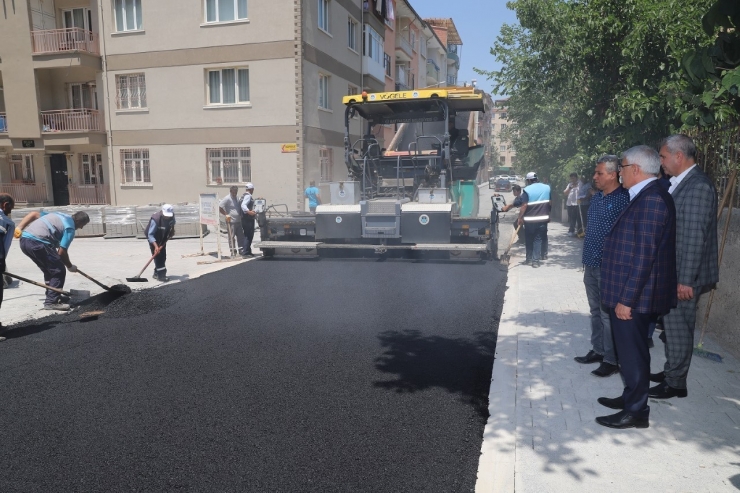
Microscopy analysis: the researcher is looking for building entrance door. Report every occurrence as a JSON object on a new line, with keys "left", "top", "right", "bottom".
{"left": 50, "top": 155, "right": 70, "bottom": 206}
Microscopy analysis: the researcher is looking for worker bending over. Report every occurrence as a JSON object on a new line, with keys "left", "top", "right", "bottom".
{"left": 0, "top": 194, "right": 15, "bottom": 333}
{"left": 16, "top": 210, "right": 90, "bottom": 311}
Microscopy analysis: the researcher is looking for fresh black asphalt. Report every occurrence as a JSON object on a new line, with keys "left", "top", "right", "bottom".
{"left": 0, "top": 257, "right": 507, "bottom": 492}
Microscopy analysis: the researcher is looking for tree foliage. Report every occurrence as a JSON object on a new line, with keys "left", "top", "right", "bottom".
{"left": 476, "top": 0, "right": 716, "bottom": 182}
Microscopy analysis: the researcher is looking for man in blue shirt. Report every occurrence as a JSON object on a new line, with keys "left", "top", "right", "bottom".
{"left": 518, "top": 172, "right": 551, "bottom": 267}
{"left": 574, "top": 155, "right": 630, "bottom": 377}
{"left": 146, "top": 204, "right": 176, "bottom": 282}
{"left": 16, "top": 210, "right": 90, "bottom": 311}
{"left": 0, "top": 194, "right": 15, "bottom": 335}
{"left": 304, "top": 181, "right": 322, "bottom": 213}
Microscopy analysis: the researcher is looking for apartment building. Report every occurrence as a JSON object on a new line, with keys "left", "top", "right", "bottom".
{"left": 425, "top": 18, "right": 461, "bottom": 87}
{"left": 492, "top": 98, "right": 516, "bottom": 169}
{"left": 0, "top": 1, "right": 455, "bottom": 210}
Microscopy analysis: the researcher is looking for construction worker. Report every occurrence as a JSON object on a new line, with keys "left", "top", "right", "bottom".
{"left": 518, "top": 172, "right": 551, "bottom": 267}
{"left": 219, "top": 185, "right": 244, "bottom": 256}
{"left": 501, "top": 184, "right": 525, "bottom": 244}
{"left": 0, "top": 194, "right": 15, "bottom": 336}
{"left": 16, "top": 210, "right": 90, "bottom": 311}
{"left": 241, "top": 183, "right": 257, "bottom": 257}
{"left": 304, "top": 181, "right": 322, "bottom": 213}
{"left": 146, "top": 204, "right": 176, "bottom": 282}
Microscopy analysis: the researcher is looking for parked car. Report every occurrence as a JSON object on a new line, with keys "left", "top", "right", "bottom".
{"left": 508, "top": 176, "right": 517, "bottom": 184}
{"left": 495, "top": 178, "right": 512, "bottom": 192}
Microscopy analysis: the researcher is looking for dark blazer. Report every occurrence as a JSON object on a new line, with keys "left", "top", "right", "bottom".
{"left": 671, "top": 166, "right": 719, "bottom": 289}
{"left": 601, "top": 180, "right": 677, "bottom": 315}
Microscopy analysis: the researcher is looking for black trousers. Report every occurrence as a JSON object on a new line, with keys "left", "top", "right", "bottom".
{"left": 20, "top": 237, "right": 66, "bottom": 305}
{"left": 524, "top": 222, "right": 547, "bottom": 261}
{"left": 610, "top": 309, "right": 653, "bottom": 419}
{"left": 567, "top": 205, "right": 581, "bottom": 233}
{"left": 242, "top": 217, "right": 255, "bottom": 254}
{"left": 149, "top": 242, "right": 167, "bottom": 275}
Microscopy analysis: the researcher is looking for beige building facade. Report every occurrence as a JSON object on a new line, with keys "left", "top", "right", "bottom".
{"left": 492, "top": 98, "right": 516, "bottom": 169}
{"left": 0, "top": 0, "right": 455, "bottom": 209}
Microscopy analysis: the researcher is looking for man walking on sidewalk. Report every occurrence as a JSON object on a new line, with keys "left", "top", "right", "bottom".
{"left": 220, "top": 186, "right": 244, "bottom": 256}
{"left": 574, "top": 156, "right": 630, "bottom": 377}
{"left": 16, "top": 210, "right": 90, "bottom": 311}
{"left": 564, "top": 173, "right": 580, "bottom": 236}
{"left": 518, "top": 172, "right": 551, "bottom": 267}
{"left": 650, "top": 135, "right": 719, "bottom": 400}
{"left": 146, "top": 204, "right": 176, "bottom": 282}
{"left": 597, "top": 145, "right": 676, "bottom": 429}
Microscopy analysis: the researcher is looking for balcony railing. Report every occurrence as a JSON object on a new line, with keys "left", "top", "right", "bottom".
{"left": 31, "top": 28, "right": 100, "bottom": 56}
{"left": 0, "top": 183, "right": 47, "bottom": 204}
{"left": 426, "top": 60, "right": 440, "bottom": 82}
{"left": 0, "top": 113, "right": 7, "bottom": 133}
{"left": 69, "top": 184, "right": 110, "bottom": 205}
{"left": 41, "top": 109, "right": 103, "bottom": 133}
{"left": 396, "top": 35, "right": 413, "bottom": 58}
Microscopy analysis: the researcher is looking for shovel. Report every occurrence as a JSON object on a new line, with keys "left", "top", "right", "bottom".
{"left": 75, "top": 268, "right": 131, "bottom": 294}
{"left": 126, "top": 251, "right": 157, "bottom": 283}
{"left": 500, "top": 224, "right": 521, "bottom": 266}
{"left": 5, "top": 272, "right": 90, "bottom": 301}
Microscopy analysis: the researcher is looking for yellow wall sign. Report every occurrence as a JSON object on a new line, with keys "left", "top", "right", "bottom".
{"left": 281, "top": 143, "right": 297, "bottom": 153}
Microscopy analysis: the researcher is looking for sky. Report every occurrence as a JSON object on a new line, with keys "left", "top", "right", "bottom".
{"left": 412, "top": 0, "right": 519, "bottom": 95}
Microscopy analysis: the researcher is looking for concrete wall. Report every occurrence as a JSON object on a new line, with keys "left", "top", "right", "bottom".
{"left": 698, "top": 212, "right": 740, "bottom": 358}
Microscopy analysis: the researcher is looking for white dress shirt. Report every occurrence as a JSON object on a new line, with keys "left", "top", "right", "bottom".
{"left": 668, "top": 164, "right": 697, "bottom": 194}
{"left": 628, "top": 177, "right": 658, "bottom": 201}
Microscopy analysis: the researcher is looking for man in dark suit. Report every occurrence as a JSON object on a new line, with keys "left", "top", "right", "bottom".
{"left": 597, "top": 145, "right": 677, "bottom": 429}
{"left": 650, "top": 135, "right": 719, "bottom": 399}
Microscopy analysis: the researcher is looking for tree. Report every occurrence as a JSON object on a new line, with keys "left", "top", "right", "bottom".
{"left": 476, "top": 0, "right": 715, "bottom": 182}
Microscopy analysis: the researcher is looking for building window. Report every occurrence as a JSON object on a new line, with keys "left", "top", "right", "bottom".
{"left": 116, "top": 73, "right": 147, "bottom": 110}
{"left": 384, "top": 53, "right": 392, "bottom": 77}
{"left": 347, "top": 85, "right": 359, "bottom": 96}
{"left": 420, "top": 37, "right": 427, "bottom": 58}
{"left": 113, "top": 0, "right": 142, "bottom": 32}
{"left": 364, "top": 25, "right": 382, "bottom": 64}
{"left": 318, "top": 0, "right": 330, "bottom": 33}
{"left": 69, "top": 83, "right": 98, "bottom": 110}
{"left": 501, "top": 123, "right": 507, "bottom": 131}
{"left": 491, "top": 123, "right": 496, "bottom": 130}
{"left": 500, "top": 145, "right": 506, "bottom": 152}
{"left": 207, "top": 148, "right": 251, "bottom": 184}
{"left": 205, "top": 0, "right": 247, "bottom": 23}
{"left": 320, "top": 147, "right": 333, "bottom": 182}
{"left": 501, "top": 112, "right": 508, "bottom": 119}
{"left": 319, "top": 74, "right": 330, "bottom": 110}
{"left": 207, "top": 68, "right": 250, "bottom": 105}
{"left": 410, "top": 30, "right": 416, "bottom": 52}
{"left": 348, "top": 17, "right": 358, "bottom": 51}
{"left": 499, "top": 156, "right": 506, "bottom": 164}
{"left": 10, "top": 155, "right": 35, "bottom": 183}
{"left": 120, "top": 148, "right": 150, "bottom": 184}
{"left": 81, "top": 153, "right": 104, "bottom": 185}
{"left": 511, "top": 156, "right": 517, "bottom": 165}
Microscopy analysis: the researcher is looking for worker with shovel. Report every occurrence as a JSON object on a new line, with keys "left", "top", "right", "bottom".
{"left": 219, "top": 186, "right": 244, "bottom": 257}
{"left": 0, "top": 194, "right": 15, "bottom": 335}
{"left": 16, "top": 210, "right": 90, "bottom": 311}
{"left": 146, "top": 204, "right": 176, "bottom": 282}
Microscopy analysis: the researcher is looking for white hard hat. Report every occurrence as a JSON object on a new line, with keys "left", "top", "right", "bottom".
{"left": 526, "top": 172, "right": 537, "bottom": 180}
{"left": 161, "top": 204, "right": 174, "bottom": 217}
{"left": 245, "top": 182, "right": 255, "bottom": 190}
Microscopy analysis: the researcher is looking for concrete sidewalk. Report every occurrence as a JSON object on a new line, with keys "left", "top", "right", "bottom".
{"left": 477, "top": 218, "right": 740, "bottom": 492}
{"left": 0, "top": 226, "right": 260, "bottom": 330}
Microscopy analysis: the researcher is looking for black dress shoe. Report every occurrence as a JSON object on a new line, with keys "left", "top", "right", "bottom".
{"left": 648, "top": 381, "right": 687, "bottom": 399}
{"left": 659, "top": 331, "right": 667, "bottom": 344}
{"left": 647, "top": 338, "right": 654, "bottom": 349}
{"left": 595, "top": 411, "right": 649, "bottom": 429}
{"left": 650, "top": 371, "right": 666, "bottom": 383}
{"left": 574, "top": 350, "right": 603, "bottom": 365}
{"left": 591, "top": 362, "right": 619, "bottom": 377}
{"left": 597, "top": 396, "right": 624, "bottom": 410}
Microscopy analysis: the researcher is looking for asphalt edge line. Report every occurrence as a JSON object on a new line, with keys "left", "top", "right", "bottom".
{"left": 475, "top": 258, "right": 519, "bottom": 493}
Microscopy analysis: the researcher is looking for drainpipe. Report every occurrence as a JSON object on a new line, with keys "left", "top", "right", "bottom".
{"left": 98, "top": 0, "right": 117, "bottom": 206}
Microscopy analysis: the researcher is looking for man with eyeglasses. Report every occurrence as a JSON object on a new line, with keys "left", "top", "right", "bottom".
{"left": 650, "top": 135, "right": 718, "bottom": 400}
{"left": 596, "top": 145, "right": 677, "bottom": 429}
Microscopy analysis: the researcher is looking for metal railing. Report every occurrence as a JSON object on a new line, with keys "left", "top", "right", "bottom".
{"left": 426, "top": 61, "right": 440, "bottom": 82}
{"left": 0, "top": 183, "right": 47, "bottom": 204}
{"left": 0, "top": 113, "right": 7, "bottom": 132}
{"left": 31, "top": 28, "right": 100, "bottom": 56}
{"left": 41, "top": 109, "right": 103, "bottom": 132}
{"left": 396, "top": 35, "right": 413, "bottom": 58}
{"left": 69, "top": 184, "right": 110, "bottom": 205}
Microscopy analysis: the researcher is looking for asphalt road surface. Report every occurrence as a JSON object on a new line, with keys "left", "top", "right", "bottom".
{"left": 1, "top": 257, "right": 506, "bottom": 492}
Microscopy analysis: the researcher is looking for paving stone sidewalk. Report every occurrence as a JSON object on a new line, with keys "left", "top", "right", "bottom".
{"left": 477, "top": 218, "right": 740, "bottom": 493}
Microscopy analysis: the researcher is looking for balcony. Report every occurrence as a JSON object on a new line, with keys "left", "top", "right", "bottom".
{"left": 363, "top": 55, "right": 386, "bottom": 86}
{"left": 69, "top": 184, "right": 110, "bottom": 205}
{"left": 41, "top": 109, "right": 103, "bottom": 133}
{"left": 0, "top": 113, "right": 7, "bottom": 133}
{"left": 32, "top": 28, "right": 100, "bottom": 56}
{"left": 0, "top": 183, "right": 47, "bottom": 204}
{"left": 395, "top": 65, "right": 409, "bottom": 91}
{"left": 447, "top": 51, "right": 460, "bottom": 68}
{"left": 396, "top": 35, "right": 413, "bottom": 61}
